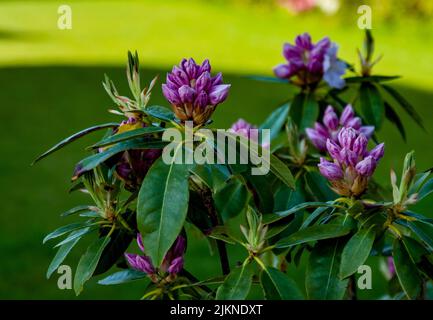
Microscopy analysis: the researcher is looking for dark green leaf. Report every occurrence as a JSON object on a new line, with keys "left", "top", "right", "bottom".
{"left": 275, "top": 223, "right": 352, "bottom": 248}
{"left": 405, "top": 221, "right": 433, "bottom": 251}
{"left": 306, "top": 239, "right": 349, "bottom": 300}
{"left": 345, "top": 75, "right": 400, "bottom": 83}
{"left": 74, "top": 236, "right": 111, "bottom": 295}
{"left": 90, "top": 126, "right": 165, "bottom": 149}
{"left": 98, "top": 269, "right": 147, "bottom": 285}
{"left": 43, "top": 222, "right": 92, "bottom": 244}
{"left": 46, "top": 230, "right": 82, "bottom": 279}
{"left": 340, "top": 226, "right": 376, "bottom": 278}
{"left": 259, "top": 103, "right": 290, "bottom": 141}
{"left": 248, "top": 75, "right": 289, "bottom": 84}
{"left": 214, "top": 179, "right": 249, "bottom": 221}
{"left": 32, "top": 123, "right": 118, "bottom": 164}
{"left": 384, "top": 101, "right": 406, "bottom": 141}
{"left": 216, "top": 264, "right": 253, "bottom": 300}
{"left": 360, "top": 82, "right": 384, "bottom": 129}
{"left": 382, "top": 84, "right": 424, "bottom": 130}
{"left": 290, "top": 93, "right": 319, "bottom": 131}
{"left": 260, "top": 267, "right": 303, "bottom": 300}
{"left": 137, "top": 152, "right": 190, "bottom": 266}
{"left": 54, "top": 226, "right": 94, "bottom": 248}
{"left": 61, "top": 205, "right": 97, "bottom": 217}
{"left": 263, "top": 202, "right": 333, "bottom": 224}
{"left": 417, "top": 178, "right": 433, "bottom": 202}
{"left": 393, "top": 239, "right": 422, "bottom": 299}
{"left": 144, "top": 105, "right": 175, "bottom": 122}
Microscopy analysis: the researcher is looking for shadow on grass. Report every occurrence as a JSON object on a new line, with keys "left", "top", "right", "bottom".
{"left": 0, "top": 65, "right": 432, "bottom": 299}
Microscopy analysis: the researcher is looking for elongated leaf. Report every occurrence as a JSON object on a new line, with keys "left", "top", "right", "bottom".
{"left": 382, "top": 84, "right": 424, "bottom": 129}
{"left": 269, "top": 155, "right": 295, "bottom": 189}
{"left": 248, "top": 75, "right": 289, "bottom": 84}
{"left": 417, "top": 178, "right": 433, "bottom": 202}
{"left": 61, "top": 205, "right": 97, "bottom": 217}
{"left": 360, "top": 82, "right": 384, "bottom": 129}
{"left": 137, "top": 150, "right": 190, "bottom": 266}
{"left": 384, "top": 101, "right": 406, "bottom": 141}
{"left": 340, "top": 226, "right": 376, "bottom": 278}
{"left": 263, "top": 202, "right": 333, "bottom": 224}
{"left": 306, "top": 239, "right": 349, "bottom": 300}
{"left": 393, "top": 239, "right": 421, "bottom": 299}
{"left": 98, "top": 269, "right": 147, "bottom": 285}
{"left": 405, "top": 221, "right": 433, "bottom": 251}
{"left": 259, "top": 103, "right": 290, "bottom": 140}
{"left": 290, "top": 93, "right": 319, "bottom": 131}
{"left": 345, "top": 75, "right": 400, "bottom": 83}
{"left": 260, "top": 267, "right": 303, "bottom": 300}
{"left": 275, "top": 223, "right": 352, "bottom": 248}
{"left": 32, "top": 123, "right": 118, "bottom": 164}
{"left": 73, "top": 139, "right": 166, "bottom": 179}
{"left": 43, "top": 222, "right": 92, "bottom": 244}
{"left": 214, "top": 179, "right": 249, "bottom": 221}
{"left": 46, "top": 230, "right": 83, "bottom": 279}
{"left": 144, "top": 105, "right": 175, "bottom": 122}
{"left": 90, "top": 126, "right": 165, "bottom": 149}
{"left": 74, "top": 236, "right": 111, "bottom": 295}
{"left": 216, "top": 264, "right": 253, "bottom": 300}
{"left": 54, "top": 226, "right": 94, "bottom": 248}
{"left": 303, "top": 171, "right": 337, "bottom": 201}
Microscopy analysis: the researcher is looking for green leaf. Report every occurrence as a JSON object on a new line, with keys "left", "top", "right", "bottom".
{"left": 275, "top": 223, "right": 352, "bottom": 248}
{"left": 259, "top": 103, "right": 290, "bottom": 141}
{"left": 98, "top": 269, "right": 147, "bottom": 285}
{"left": 248, "top": 75, "right": 289, "bottom": 84}
{"left": 405, "top": 221, "right": 433, "bottom": 251}
{"left": 360, "top": 82, "right": 384, "bottom": 129}
{"left": 144, "top": 105, "right": 175, "bottom": 122}
{"left": 90, "top": 126, "right": 165, "bottom": 149}
{"left": 303, "top": 171, "right": 337, "bottom": 201}
{"left": 340, "top": 226, "right": 376, "bottom": 278}
{"left": 263, "top": 202, "right": 334, "bottom": 224}
{"left": 384, "top": 101, "right": 406, "bottom": 141}
{"left": 290, "top": 93, "right": 319, "bottom": 131}
{"left": 54, "top": 226, "right": 94, "bottom": 248}
{"left": 32, "top": 123, "right": 119, "bottom": 164}
{"left": 46, "top": 230, "right": 82, "bottom": 279}
{"left": 43, "top": 222, "right": 92, "bottom": 244}
{"left": 216, "top": 264, "right": 253, "bottom": 300}
{"left": 345, "top": 75, "right": 400, "bottom": 83}
{"left": 306, "top": 239, "right": 349, "bottom": 300}
{"left": 137, "top": 150, "right": 190, "bottom": 266}
{"left": 269, "top": 155, "right": 295, "bottom": 189}
{"left": 214, "top": 179, "right": 249, "bottom": 221}
{"left": 417, "top": 178, "right": 433, "bottom": 202}
{"left": 382, "top": 84, "right": 424, "bottom": 130}
{"left": 60, "top": 205, "right": 97, "bottom": 217}
{"left": 73, "top": 138, "right": 166, "bottom": 179}
{"left": 74, "top": 236, "right": 111, "bottom": 295}
{"left": 393, "top": 239, "right": 422, "bottom": 299}
{"left": 260, "top": 267, "right": 303, "bottom": 300}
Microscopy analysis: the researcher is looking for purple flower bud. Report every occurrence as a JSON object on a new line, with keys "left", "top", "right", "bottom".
{"left": 211, "top": 72, "right": 223, "bottom": 86}
{"left": 323, "top": 106, "right": 339, "bottom": 130}
{"left": 338, "top": 127, "right": 357, "bottom": 149}
{"left": 178, "top": 85, "right": 196, "bottom": 104}
{"left": 318, "top": 158, "right": 343, "bottom": 181}
{"left": 340, "top": 105, "right": 355, "bottom": 126}
{"left": 388, "top": 257, "right": 396, "bottom": 278}
{"left": 137, "top": 233, "right": 145, "bottom": 252}
{"left": 326, "top": 139, "right": 341, "bottom": 162}
{"left": 353, "top": 134, "right": 368, "bottom": 156}
{"left": 229, "top": 119, "right": 258, "bottom": 141}
{"left": 162, "top": 84, "right": 181, "bottom": 105}
{"left": 183, "top": 58, "right": 198, "bottom": 79}
{"left": 198, "top": 59, "right": 211, "bottom": 74}
{"left": 273, "top": 64, "right": 292, "bottom": 78}
{"left": 171, "top": 236, "right": 186, "bottom": 258}
{"left": 125, "top": 253, "right": 155, "bottom": 275}
{"left": 306, "top": 127, "right": 327, "bottom": 151}
{"left": 370, "top": 143, "right": 385, "bottom": 161}
{"left": 360, "top": 126, "right": 375, "bottom": 138}
{"left": 172, "top": 66, "right": 190, "bottom": 85}
{"left": 340, "top": 147, "right": 359, "bottom": 167}
{"left": 209, "top": 84, "right": 231, "bottom": 105}
{"left": 168, "top": 257, "right": 184, "bottom": 274}
{"left": 195, "top": 71, "right": 211, "bottom": 92}
{"left": 355, "top": 156, "right": 377, "bottom": 177}
{"left": 194, "top": 90, "right": 208, "bottom": 109}
{"left": 346, "top": 117, "right": 362, "bottom": 130}
{"left": 295, "top": 33, "right": 313, "bottom": 50}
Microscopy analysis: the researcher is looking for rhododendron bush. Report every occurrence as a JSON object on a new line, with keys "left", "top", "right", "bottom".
{"left": 34, "top": 31, "right": 433, "bottom": 300}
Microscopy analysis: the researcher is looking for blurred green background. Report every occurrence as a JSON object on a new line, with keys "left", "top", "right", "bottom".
{"left": 1, "top": 0, "right": 433, "bottom": 299}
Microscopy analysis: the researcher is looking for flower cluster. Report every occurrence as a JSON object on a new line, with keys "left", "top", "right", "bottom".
{"left": 274, "top": 33, "right": 346, "bottom": 89}
{"left": 317, "top": 126, "right": 384, "bottom": 196}
{"left": 125, "top": 234, "right": 186, "bottom": 282}
{"left": 306, "top": 105, "right": 374, "bottom": 151}
{"left": 162, "top": 58, "right": 231, "bottom": 125}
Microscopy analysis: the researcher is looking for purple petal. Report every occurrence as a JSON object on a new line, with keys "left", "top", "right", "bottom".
{"left": 195, "top": 71, "right": 211, "bottom": 92}
{"left": 209, "top": 84, "right": 230, "bottom": 105}
{"left": 323, "top": 106, "right": 339, "bottom": 130}
{"left": 318, "top": 158, "right": 343, "bottom": 181}
{"left": 211, "top": 72, "right": 223, "bottom": 86}
{"left": 306, "top": 128, "right": 327, "bottom": 151}
{"left": 326, "top": 139, "right": 342, "bottom": 162}
{"left": 295, "top": 33, "right": 313, "bottom": 50}
{"left": 194, "top": 90, "right": 208, "bottom": 108}
{"left": 338, "top": 127, "right": 357, "bottom": 149}
{"left": 199, "top": 59, "right": 211, "bottom": 74}
{"left": 168, "top": 257, "right": 184, "bottom": 274}
{"left": 369, "top": 143, "right": 385, "bottom": 161}
{"left": 355, "top": 156, "right": 377, "bottom": 177}
{"left": 137, "top": 233, "right": 145, "bottom": 252}
{"left": 172, "top": 66, "right": 190, "bottom": 85}
{"left": 162, "top": 84, "right": 181, "bottom": 105}
{"left": 346, "top": 117, "right": 362, "bottom": 130}
{"left": 353, "top": 134, "right": 368, "bottom": 156}
{"left": 274, "top": 64, "right": 292, "bottom": 79}
{"left": 360, "top": 126, "right": 375, "bottom": 138}
{"left": 178, "top": 85, "right": 196, "bottom": 104}
{"left": 340, "top": 105, "right": 355, "bottom": 126}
